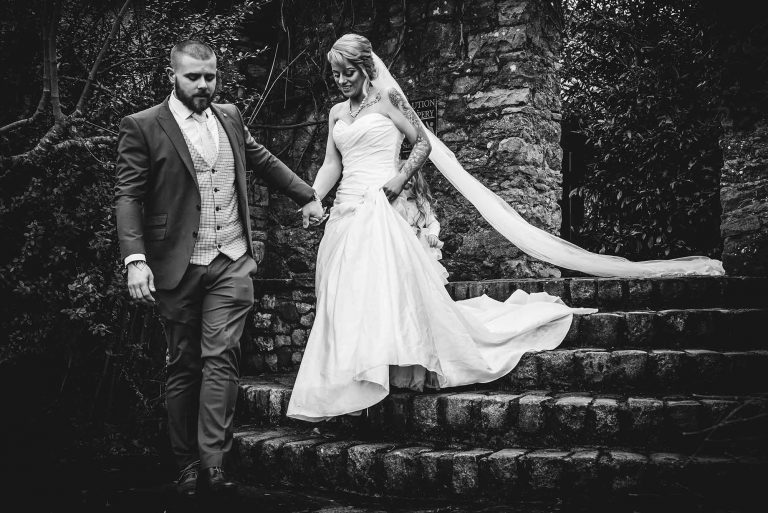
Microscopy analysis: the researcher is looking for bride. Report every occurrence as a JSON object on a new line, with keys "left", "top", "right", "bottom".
{"left": 285, "top": 34, "right": 723, "bottom": 422}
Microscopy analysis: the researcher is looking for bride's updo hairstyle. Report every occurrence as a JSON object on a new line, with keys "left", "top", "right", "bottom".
{"left": 327, "top": 33, "right": 378, "bottom": 80}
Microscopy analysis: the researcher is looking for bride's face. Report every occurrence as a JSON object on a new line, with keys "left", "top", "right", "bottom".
{"left": 331, "top": 59, "right": 366, "bottom": 99}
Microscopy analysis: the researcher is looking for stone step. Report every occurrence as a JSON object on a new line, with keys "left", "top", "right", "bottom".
{"left": 238, "top": 379, "right": 767, "bottom": 455}
{"left": 231, "top": 426, "right": 766, "bottom": 501}
{"left": 563, "top": 308, "right": 765, "bottom": 350}
{"left": 239, "top": 348, "right": 768, "bottom": 424}
{"left": 446, "top": 276, "right": 768, "bottom": 311}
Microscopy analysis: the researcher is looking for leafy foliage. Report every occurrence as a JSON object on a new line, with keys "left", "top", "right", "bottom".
{"left": 561, "top": 0, "right": 722, "bottom": 259}
{"left": 0, "top": 0, "right": 258, "bottom": 455}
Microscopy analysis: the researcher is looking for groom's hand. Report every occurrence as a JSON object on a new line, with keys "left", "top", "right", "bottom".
{"left": 301, "top": 200, "right": 324, "bottom": 228}
{"left": 126, "top": 261, "right": 156, "bottom": 305}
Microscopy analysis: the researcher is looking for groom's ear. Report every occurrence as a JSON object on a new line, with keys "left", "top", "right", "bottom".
{"left": 166, "top": 67, "right": 175, "bottom": 84}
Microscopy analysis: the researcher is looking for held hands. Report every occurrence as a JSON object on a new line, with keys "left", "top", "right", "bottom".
{"left": 382, "top": 174, "right": 409, "bottom": 203}
{"left": 126, "top": 261, "right": 155, "bottom": 305}
{"left": 301, "top": 200, "right": 325, "bottom": 228}
{"left": 426, "top": 234, "right": 440, "bottom": 248}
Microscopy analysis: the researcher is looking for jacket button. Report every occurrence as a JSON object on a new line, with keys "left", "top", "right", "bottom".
{"left": 192, "top": 231, "right": 198, "bottom": 238}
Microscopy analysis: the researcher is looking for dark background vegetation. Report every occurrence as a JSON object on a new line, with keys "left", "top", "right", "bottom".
{"left": 0, "top": 0, "right": 765, "bottom": 496}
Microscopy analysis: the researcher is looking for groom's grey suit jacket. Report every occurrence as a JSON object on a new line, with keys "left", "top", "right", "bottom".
{"left": 115, "top": 98, "right": 314, "bottom": 290}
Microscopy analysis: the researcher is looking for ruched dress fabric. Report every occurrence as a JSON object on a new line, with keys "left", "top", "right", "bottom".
{"left": 286, "top": 113, "right": 596, "bottom": 422}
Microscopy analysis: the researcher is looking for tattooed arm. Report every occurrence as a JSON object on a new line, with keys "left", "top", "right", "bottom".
{"left": 382, "top": 87, "right": 432, "bottom": 202}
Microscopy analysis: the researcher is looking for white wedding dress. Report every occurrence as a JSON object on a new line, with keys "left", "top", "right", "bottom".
{"left": 286, "top": 113, "right": 595, "bottom": 422}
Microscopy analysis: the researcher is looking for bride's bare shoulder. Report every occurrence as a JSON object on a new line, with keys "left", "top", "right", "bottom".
{"left": 329, "top": 102, "right": 347, "bottom": 121}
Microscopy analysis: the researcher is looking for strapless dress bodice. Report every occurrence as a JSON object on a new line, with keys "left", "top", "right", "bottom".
{"left": 332, "top": 113, "right": 403, "bottom": 204}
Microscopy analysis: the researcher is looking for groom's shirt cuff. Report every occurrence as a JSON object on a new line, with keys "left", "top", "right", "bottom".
{"left": 124, "top": 253, "right": 146, "bottom": 267}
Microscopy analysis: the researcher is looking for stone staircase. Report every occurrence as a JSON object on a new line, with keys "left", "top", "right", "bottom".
{"left": 232, "top": 276, "right": 768, "bottom": 505}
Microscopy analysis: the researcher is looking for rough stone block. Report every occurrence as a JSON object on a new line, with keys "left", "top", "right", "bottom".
{"left": 418, "top": 450, "right": 455, "bottom": 494}
{"left": 569, "top": 279, "right": 596, "bottom": 306}
{"left": 624, "top": 397, "right": 664, "bottom": 444}
{"left": 280, "top": 438, "right": 323, "bottom": 483}
{"left": 608, "top": 350, "right": 648, "bottom": 389}
{"left": 260, "top": 435, "right": 309, "bottom": 478}
{"left": 232, "top": 430, "right": 285, "bottom": 471}
{"left": 657, "top": 279, "right": 687, "bottom": 308}
{"left": 580, "top": 313, "right": 625, "bottom": 348}
{"left": 551, "top": 395, "right": 591, "bottom": 439}
{"left": 591, "top": 397, "right": 620, "bottom": 440}
{"left": 565, "top": 450, "right": 601, "bottom": 495}
{"left": 537, "top": 350, "right": 576, "bottom": 389}
{"left": 506, "top": 352, "right": 539, "bottom": 389}
{"left": 596, "top": 279, "right": 624, "bottom": 308}
{"left": 523, "top": 450, "right": 569, "bottom": 493}
{"left": 542, "top": 279, "right": 567, "bottom": 299}
{"left": 346, "top": 443, "right": 395, "bottom": 493}
{"left": 412, "top": 394, "right": 445, "bottom": 434}
{"left": 665, "top": 400, "right": 702, "bottom": 434}
{"left": 626, "top": 279, "right": 653, "bottom": 308}
{"left": 479, "top": 449, "right": 527, "bottom": 496}
{"left": 480, "top": 393, "right": 519, "bottom": 432}
{"left": 384, "top": 393, "right": 413, "bottom": 433}
{"left": 316, "top": 441, "right": 359, "bottom": 488}
{"left": 624, "top": 311, "right": 657, "bottom": 347}
{"left": 648, "top": 350, "right": 686, "bottom": 391}
{"left": 452, "top": 449, "right": 494, "bottom": 495}
{"left": 382, "top": 446, "right": 431, "bottom": 494}
{"left": 602, "top": 451, "right": 649, "bottom": 493}
{"left": 517, "top": 394, "right": 550, "bottom": 434}
{"left": 562, "top": 314, "right": 581, "bottom": 346}
{"left": 684, "top": 349, "right": 726, "bottom": 392}
{"left": 444, "top": 393, "right": 485, "bottom": 432}
{"left": 576, "top": 350, "right": 611, "bottom": 388}
{"left": 649, "top": 452, "right": 688, "bottom": 493}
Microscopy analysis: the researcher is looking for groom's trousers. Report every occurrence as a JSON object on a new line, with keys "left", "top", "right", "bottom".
{"left": 155, "top": 253, "right": 257, "bottom": 470}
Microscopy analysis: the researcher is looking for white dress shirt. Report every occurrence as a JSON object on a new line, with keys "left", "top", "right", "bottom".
{"left": 124, "top": 92, "right": 220, "bottom": 266}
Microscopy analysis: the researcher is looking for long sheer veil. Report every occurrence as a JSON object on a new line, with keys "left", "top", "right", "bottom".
{"left": 370, "top": 52, "right": 724, "bottom": 278}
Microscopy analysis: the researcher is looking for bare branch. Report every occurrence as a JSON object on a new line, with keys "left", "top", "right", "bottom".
{"left": 248, "top": 119, "right": 326, "bottom": 130}
{"left": 48, "top": 0, "right": 64, "bottom": 121}
{"left": 73, "top": 0, "right": 133, "bottom": 116}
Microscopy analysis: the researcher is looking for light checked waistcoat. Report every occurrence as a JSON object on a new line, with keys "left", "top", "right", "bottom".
{"left": 181, "top": 116, "right": 248, "bottom": 265}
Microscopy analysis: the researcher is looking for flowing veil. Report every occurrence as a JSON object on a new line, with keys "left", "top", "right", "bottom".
{"left": 370, "top": 52, "right": 724, "bottom": 278}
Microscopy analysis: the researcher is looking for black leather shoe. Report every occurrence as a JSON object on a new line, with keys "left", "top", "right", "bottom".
{"left": 175, "top": 461, "right": 199, "bottom": 497}
{"left": 201, "top": 466, "right": 237, "bottom": 493}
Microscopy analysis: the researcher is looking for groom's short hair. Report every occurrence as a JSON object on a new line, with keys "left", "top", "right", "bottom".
{"left": 170, "top": 40, "right": 216, "bottom": 69}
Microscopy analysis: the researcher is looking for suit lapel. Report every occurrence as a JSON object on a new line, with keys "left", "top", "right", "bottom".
{"left": 211, "top": 104, "right": 245, "bottom": 173}
{"left": 156, "top": 99, "right": 198, "bottom": 186}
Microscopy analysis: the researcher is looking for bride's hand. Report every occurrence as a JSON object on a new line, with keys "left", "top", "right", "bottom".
{"left": 382, "top": 174, "right": 408, "bottom": 202}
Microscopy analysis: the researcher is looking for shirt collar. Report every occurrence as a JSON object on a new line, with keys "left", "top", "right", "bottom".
{"left": 169, "top": 91, "right": 212, "bottom": 121}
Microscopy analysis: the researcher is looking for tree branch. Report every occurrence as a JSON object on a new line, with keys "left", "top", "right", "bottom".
{"left": 73, "top": 0, "right": 133, "bottom": 116}
{"left": 48, "top": 0, "right": 63, "bottom": 121}
{"left": 248, "top": 119, "right": 326, "bottom": 130}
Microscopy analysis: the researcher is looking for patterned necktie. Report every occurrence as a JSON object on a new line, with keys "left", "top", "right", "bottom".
{"left": 191, "top": 112, "right": 217, "bottom": 166}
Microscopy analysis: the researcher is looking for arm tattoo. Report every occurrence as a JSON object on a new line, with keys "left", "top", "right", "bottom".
{"left": 389, "top": 89, "right": 432, "bottom": 181}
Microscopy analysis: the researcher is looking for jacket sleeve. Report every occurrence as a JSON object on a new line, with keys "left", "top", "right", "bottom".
{"left": 115, "top": 115, "right": 149, "bottom": 260}
{"left": 235, "top": 106, "right": 315, "bottom": 206}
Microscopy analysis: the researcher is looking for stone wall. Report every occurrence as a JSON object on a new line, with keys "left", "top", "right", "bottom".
{"left": 241, "top": 279, "right": 316, "bottom": 375}
{"left": 244, "top": 0, "right": 565, "bottom": 282}
{"left": 719, "top": 121, "right": 768, "bottom": 276}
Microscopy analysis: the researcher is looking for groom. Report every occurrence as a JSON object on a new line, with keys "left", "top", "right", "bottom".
{"left": 115, "top": 40, "right": 322, "bottom": 496}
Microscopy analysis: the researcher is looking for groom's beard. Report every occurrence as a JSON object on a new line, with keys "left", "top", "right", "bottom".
{"left": 175, "top": 80, "right": 214, "bottom": 114}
